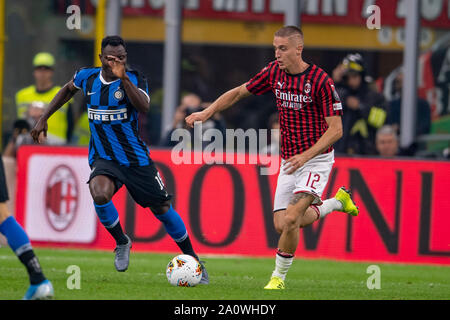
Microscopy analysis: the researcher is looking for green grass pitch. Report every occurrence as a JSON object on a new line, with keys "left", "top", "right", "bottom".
{"left": 0, "top": 247, "right": 449, "bottom": 300}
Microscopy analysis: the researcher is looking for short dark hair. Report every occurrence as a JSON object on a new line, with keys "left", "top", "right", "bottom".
{"left": 13, "top": 119, "right": 30, "bottom": 131}
{"left": 274, "top": 26, "right": 303, "bottom": 39}
{"left": 101, "top": 35, "right": 126, "bottom": 52}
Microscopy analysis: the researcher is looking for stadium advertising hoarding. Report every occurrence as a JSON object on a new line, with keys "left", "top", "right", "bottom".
{"left": 18, "top": 151, "right": 97, "bottom": 243}
{"left": 57, "top": 0, "right": 450, "bottom": 28}
{"left": 58, "top": 0, "right": 444, "bottom": 49}
{"left": 16, "top": 146, "right": 450, "bottom": 265}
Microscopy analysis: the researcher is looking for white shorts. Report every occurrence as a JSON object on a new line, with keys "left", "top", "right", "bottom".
{"left": 273, "top": 150, "right": 335, "bottom": 211}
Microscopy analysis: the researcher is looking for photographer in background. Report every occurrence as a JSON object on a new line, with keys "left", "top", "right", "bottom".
{"left": 334, "top": 54, "right": 388, "bottom": 155}
{"left": 162, "top": 93, "right": 226, "bottom": 148}
{"left": 161, "top": 93, "right": 202, "bottom": 147}
{"left": 3, "top": 120, "right": 33, "bottom": 158}
{"left": 386, "top": 71, "right": 431, "bottom": 155}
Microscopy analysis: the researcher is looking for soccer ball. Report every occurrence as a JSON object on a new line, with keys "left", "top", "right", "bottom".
{"left": 166, "top": 254, "right": 202, "bottom": 287}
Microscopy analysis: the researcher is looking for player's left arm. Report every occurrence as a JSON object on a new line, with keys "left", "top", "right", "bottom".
{"left": 283, "top": 116, "right": 342, "bottom": 174}
{"left": 107, "top": 55, "right": 150, "bottom": 113}
{"left": 121, "top": 75, "right": 150, "bottom": 113}
{"left": 30, "top": 80, "right": 79, "bottom": 144}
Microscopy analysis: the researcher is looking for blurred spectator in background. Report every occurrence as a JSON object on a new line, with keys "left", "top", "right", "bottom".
{"left": 443, "top": 147, "right": 450, "bottom": 159}
{"left": 15, "top": 52, "right": 73, "bottom": 145}
{"left": 26, "top": 101, "right": 46, "bottom": 128}
{"left": 334, "top": 53, "right": 388, "bottom": 155}
{"left": 261, "top": 113, "right": 280, "bottom": 155}
{"left": 386, "top": 70, "right": 431, "bottom": 138}
{"left": 174, "top": 93, "right": 203, "bottom": 130}
{"left": 162, "top": 93, "right": 203, "bottom": 147}
{"left": 376, "top": 125, "right": 401, "bottom": 157}
{"left": 381, "top": 66, "right": 403, "bottom": 103}
{"left": 162, "top": 93, "right": 226, "bottom": 148}
{"left": 3, "top": 120, "right": 33, "bottom": 158}
{"left": 332, "top": 60, "right": 347, "bottom": 86}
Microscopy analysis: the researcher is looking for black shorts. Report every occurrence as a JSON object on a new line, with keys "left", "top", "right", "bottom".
{"left": 0, "top": 158, "right": 9, "bottom": 203}
{"left": 87, "top": 159, "right": 172, "bottom": 208}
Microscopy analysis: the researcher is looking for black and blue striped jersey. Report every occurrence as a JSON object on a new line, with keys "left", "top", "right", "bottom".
{"left": 73, "top": 67, "right": 151, "bottom": 167}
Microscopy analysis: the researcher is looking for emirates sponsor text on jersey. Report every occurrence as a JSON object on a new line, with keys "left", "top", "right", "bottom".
{"left": 275, "top": 89, "right": 313, "bottom": 110}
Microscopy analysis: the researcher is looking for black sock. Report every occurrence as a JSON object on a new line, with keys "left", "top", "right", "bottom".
{"left": 175, "top": 236, "right": 199, "bottom": 261}
{"left": 107, "top": 222, "right": 129, "bottom": 245}
{"left": 18, "top": 250, "right": 46, "bottom": 285}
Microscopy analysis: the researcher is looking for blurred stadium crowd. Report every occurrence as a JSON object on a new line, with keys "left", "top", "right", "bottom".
{"left": 4, "top": 50, "right": 446, "bottom": 160}
{"left": 1, "top": 0, "right": 449, "bottom": 161}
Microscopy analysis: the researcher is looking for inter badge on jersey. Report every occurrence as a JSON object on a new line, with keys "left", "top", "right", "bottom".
{"left": 114, "top": 88, "right": 124, "bottom": 101}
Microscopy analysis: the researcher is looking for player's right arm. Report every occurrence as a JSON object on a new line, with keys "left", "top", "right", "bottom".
{"left": 185, "top": 83, "right": 251, "bottom": 128}
{"left": 186, "top": 62, "right": 273, "bottom": 128}
{"left": 30, "top": 80, "right": 78, "bottom": 143}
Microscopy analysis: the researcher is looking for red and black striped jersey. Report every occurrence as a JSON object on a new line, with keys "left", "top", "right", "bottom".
{"left": 246, "top": 61, "right": 343, "bottom": 159}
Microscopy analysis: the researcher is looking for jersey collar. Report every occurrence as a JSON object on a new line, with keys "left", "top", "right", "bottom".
{"left": 284, "top": 63, "right": 312, "bottom": 77}
{"left": 99, "top": 71, "right": 121, "bottom": 85}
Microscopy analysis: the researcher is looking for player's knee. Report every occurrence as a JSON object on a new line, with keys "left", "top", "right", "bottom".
{"left": 282, "top": 214, "right": 299, "bottom": 232}
{"left": 273, "top": 217, "right": 284, "bottom": 234}
{"left": 273, "top": 210, "right": 286, "bottom": 234}
{"left": 149, "top": 201, "right": 171, "bottom": 216}
{"left": 0, "top": 203, "right": 11, "bottom": 222}
{"left": 299, "top": 219, "right": 308, "bottom": 228}
{"left": 92, "top": 193, "right": 111, "bottom": 206}
{"left": 89, "top": 182, "right": 114, "bottom": 206}
{"left": 274, "top": 223, "right": 283, "bottom": 234}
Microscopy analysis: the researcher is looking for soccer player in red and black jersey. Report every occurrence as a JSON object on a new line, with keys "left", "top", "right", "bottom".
{"left": 186, "top": 26, "right": 359, "bottom": 289}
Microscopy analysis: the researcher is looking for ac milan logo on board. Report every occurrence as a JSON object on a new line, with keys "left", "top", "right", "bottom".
{"left": 45, "top": 165, "right": 79, "bottom": 232}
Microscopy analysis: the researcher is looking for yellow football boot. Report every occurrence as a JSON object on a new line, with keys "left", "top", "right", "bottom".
{"left": 335, "top": 187, "right": 359, "bottom": 216}
{"left": 264, "top": 276, "right": 285, "bottom": 290}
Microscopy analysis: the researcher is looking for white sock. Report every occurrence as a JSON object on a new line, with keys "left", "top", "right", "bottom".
{"left": 317, "top": 198, "right": 343, "bottom": 219}
{"left": 272, "top": 252, "right": 294, "bottom": 281}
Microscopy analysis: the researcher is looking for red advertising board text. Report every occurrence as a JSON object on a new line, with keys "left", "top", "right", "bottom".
{"left": 16, "top": 146, "right": 450, "bottom": 265}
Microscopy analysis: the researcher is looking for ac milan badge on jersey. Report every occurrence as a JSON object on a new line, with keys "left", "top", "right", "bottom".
{"left": 304, "top": 82, "right": 311, "bottom": 94}
{"left": 114, "top": 88, "right": 124, "bottom": 101}
{"left": 45, "top": 165, "right": 79, "bottom": 232}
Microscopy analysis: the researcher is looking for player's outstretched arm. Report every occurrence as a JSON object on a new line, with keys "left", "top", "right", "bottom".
{"left": 185, "top": 83, "right": 251, "bottom": 128}
{"left": 30, "top": 80, "right": 78, "bottom": 144}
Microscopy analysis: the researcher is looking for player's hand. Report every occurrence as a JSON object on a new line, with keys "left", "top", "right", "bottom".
{"left": 283, "top": 154, "right": 309, "bottom": 175}
{"left": 30, "top": 118, "right": 48, "bottom": 144}
{"left": 185, "top": 111, "right": 210, "bottom": 128}
{"left": 106, "top": 55, "right": 126, "bottom": 79}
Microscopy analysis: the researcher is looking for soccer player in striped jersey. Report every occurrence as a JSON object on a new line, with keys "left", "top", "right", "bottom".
{"left": 186, "top": 26, "right": 358, "bottom": 289}
{"left": 31, "top": 36, "right": 208, "bottom": 283}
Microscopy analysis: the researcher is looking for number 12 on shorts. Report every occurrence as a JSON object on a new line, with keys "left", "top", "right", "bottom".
{"left": 306, "top": 172, "right": 320, "bottom": 190}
